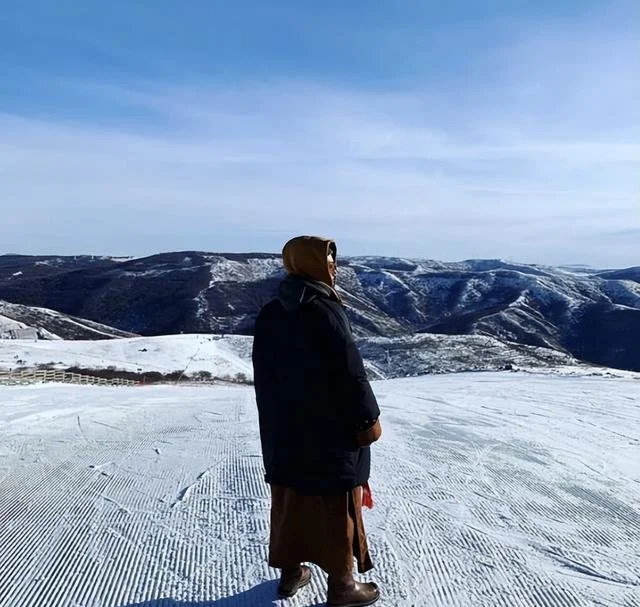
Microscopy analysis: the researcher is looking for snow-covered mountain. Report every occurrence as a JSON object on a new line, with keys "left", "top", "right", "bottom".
{"left": 0, "top": 300, "right": 137, "bottom": 340}
{"left": 1, "top": 252, "right": 639, "bottom": 371}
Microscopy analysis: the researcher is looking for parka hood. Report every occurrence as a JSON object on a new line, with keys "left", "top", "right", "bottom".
{"left": 282, "top": 235, "right": 337, "bottom": 287}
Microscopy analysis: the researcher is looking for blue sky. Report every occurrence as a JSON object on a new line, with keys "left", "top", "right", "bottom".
{"left": 1, "top": 1, "right": 638, "bottom": 267}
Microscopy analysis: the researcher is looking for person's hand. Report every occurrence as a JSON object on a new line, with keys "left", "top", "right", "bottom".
{"left": 355, "top": 418, "right": 382, "bottom": 447}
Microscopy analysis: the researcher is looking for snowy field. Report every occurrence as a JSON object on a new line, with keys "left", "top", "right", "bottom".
{"left": 1, "top": 374, "right": 639, "bottom": 607}
{"left": 0, "top": 335, "right": 253, "bottom": 378}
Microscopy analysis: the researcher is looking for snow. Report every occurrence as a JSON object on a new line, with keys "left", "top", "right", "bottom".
{"left": 0, "top": 373, "right": 638, "bottom": 606}
{"left": 119, "top": 267, "right": 200, "bottom": 278}
{"left": 193, "top": 256, "right": 283, "bottom": 320}
{"left": 0, "top": 334, "right": 253, "bottom": 377}
{"left": 600, "top": 279, "right": 640, "bottom": 309}
{"left": 0, "top": 314, "right": 27, "bottom": 333}
{"left": 0, "top": 300, "right": 136, "bottom": 340}
{"left": 2, "top": 332, "right": 636, "bottom": 382}
{"left": 205, "top": 256, "right": 282, "bottom": 286}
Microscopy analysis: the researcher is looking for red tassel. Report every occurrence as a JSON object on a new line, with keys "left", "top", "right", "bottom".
{"left": 362, "top": 482, "right": 374, "bottom": 509}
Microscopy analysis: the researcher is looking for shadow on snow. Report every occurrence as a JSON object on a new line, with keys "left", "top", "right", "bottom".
{"left": 121, "top": 580, "right": 325, "bottom": 607}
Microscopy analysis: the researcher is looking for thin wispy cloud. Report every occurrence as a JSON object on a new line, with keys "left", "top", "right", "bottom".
{"left": 1, "top": 2, "right": 638, "bottom": 266}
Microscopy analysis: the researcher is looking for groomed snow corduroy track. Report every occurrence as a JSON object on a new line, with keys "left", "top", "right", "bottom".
{"left": 1, "top": 373, "right": 638, "bottom": 607}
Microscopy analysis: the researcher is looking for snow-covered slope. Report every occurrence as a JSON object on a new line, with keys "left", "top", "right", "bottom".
{"left": 0, "top": 300, "right": 136, "bottom": 340}
{"left": 0, "top": 373, "right": 638, "bottom": 606}
{"left": 0, "top": 334, "right": 253, "bottom": 379}
{"left": 0, "top": 332, "right": 611, "bottom": 380}
{"left": 0, "top": 312, "right": 26, "bottom": 334}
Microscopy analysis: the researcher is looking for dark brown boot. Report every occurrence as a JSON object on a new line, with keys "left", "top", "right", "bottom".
{"left": 277, "top": 564, "right": 312, "bottom": 598}
{"left": 327, "top": 572, "right": 380, "bottom": 607}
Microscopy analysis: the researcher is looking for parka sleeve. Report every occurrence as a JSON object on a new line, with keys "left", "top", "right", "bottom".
{"left": 312, "top": 300, "right": 381, "bottom": 433}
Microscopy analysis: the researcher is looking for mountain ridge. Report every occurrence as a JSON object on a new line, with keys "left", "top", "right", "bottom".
{"left": 0, "top": 300, "right": 137, "bottom": 340}
{"left": 1, "top": 252, "right": 638, "bottom": 371}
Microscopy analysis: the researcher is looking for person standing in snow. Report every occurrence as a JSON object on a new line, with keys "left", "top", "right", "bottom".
{"left": 252, "top": 235, "right": 382, "bottom": 607}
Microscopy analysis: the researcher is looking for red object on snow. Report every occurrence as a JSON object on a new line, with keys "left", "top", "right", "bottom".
{"left": 362, "top": 482, "right": 374, "bottom": 509}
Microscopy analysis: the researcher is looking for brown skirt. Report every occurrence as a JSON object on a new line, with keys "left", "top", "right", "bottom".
{"left": 268, "top": 485, "right": 374, "bottom": 575}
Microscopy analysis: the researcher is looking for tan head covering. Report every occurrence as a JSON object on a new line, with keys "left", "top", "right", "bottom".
{"left": 282, "top": 235, "right": 337, "bottom": 287}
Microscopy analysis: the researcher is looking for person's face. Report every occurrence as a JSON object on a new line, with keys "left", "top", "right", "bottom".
{"left": 328, "top": 255, "right": 337, "bottom": 287}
